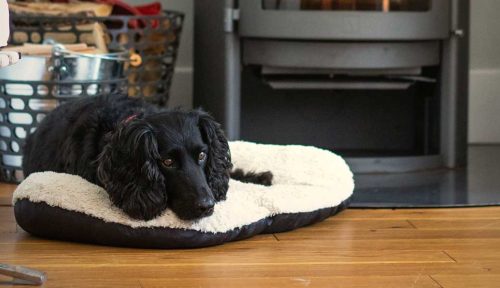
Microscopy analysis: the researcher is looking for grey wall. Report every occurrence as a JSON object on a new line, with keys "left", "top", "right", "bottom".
{"left": 128, "top": 0, "right": 193, "bottom": 109}
{"left": 469, "top": 0, "right": 500, "bottom": 143}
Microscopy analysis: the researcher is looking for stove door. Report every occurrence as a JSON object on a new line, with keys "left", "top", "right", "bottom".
{"left": 238, "top": 0, "right": 450, "bottom": 40}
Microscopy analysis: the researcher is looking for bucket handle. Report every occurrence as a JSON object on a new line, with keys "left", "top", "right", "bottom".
{"left": 52, "top": 44, "right": 130, "bottom": 62}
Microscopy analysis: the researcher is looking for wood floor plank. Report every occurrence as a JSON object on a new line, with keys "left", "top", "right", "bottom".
{"left": 0, "top": 275, "right": 441, "bottom": 288}
{"left": 444, "top": 249, "right": 500, "bottom": 263}
{"left": 0, "top": 207, "right": 16, "bottom": 233}
{"left": 295, "top": 218, "right": 414, "bottom": 230}
{"left": 12, "top": 262, "right": 500, "bottom": 279}
{"left": 275, "top": 228, "right": 500, "bottom": 241}
{"left": 237, "top": 238, "right": 500, "bottom": 252}
{"left": 0, "top": 245, "right": 453, "bottom": 266}
{"left": 431, "top": 274, "right": 500, "bottom": 288}
{"left": 140, "top": 276, "right": 441, "bottom": 288}
{"left": 3, "top": 238, "right": 500, "bottom": 252}
{"left": 0, "top": 183, "right": 15, "bottom": 206}
{"left": 340, "top": 208, "right": 500, "bottom": 220}
{"left": 0, "top": 230, "right": 46, "bottom": 244}
{"left": 409, "top": 219, "right": 500, "bottom": 230}
{"left": 0, "top": 278, "right": 142, "bottom": 288}
{"left": 0, "top": 232, "right": 278, "bottom": 245}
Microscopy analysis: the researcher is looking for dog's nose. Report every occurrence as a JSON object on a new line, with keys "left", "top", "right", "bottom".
{"left": 196, "top": 198, "right": 215, "bottom": 216}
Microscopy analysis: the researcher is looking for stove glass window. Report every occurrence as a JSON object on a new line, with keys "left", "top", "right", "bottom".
{"left": 262, "top": 0, "right": 431, "bottom": 11}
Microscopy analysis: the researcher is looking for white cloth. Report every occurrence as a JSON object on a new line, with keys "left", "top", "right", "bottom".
{"left": 0, "top": 0, "right": 9, "bottom": 47}
{"left": 0, "top": 51, "right": 19, "bottom": 67}
{"left": 0, "top": 0, "right": 18, "bottom": 68}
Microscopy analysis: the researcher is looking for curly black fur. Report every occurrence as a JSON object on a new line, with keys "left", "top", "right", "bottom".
{"left": 22, "top": 94, "right": 233, "bottom": 221}
{"left": 230, "top": 169, "right": 273, "bottom": 186}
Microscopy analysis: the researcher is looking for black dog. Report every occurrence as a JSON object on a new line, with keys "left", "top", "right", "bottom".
{"left": 23, "top": 94, "right": 270, "bottom": 221}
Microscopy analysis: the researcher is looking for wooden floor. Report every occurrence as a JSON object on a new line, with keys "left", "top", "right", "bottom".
{"left": 1, "top": 185, "right": 500, "bottom": 287}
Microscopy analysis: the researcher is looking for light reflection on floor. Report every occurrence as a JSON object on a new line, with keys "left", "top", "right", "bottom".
{"left": 351, "top": 145, "right": 500, "bottom": 207}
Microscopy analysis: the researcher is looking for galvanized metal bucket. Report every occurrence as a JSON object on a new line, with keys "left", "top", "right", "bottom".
{"left": 0, "top": 44, "right": 129, "bottom": 95}
{"left": 0, "top": 44, "right": 129, "bottom": 182}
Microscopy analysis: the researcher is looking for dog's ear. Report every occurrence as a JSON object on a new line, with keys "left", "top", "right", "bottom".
{"left": 96, "top": 119, "right": 168, "bottom": 220}
{"left": 197, "top": 111, "right": 232, "bottom": 201}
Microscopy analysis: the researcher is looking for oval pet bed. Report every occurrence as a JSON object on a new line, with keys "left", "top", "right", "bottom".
{"left": 13, "top": 141, "right": 354, "bottom": 249}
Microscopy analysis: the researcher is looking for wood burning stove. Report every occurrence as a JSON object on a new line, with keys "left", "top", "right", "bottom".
{"left": 194, "top": 0, "right": 469, "bottom": 174}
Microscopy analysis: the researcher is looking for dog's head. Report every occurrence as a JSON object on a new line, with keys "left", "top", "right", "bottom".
{"left": 97, "top": 110, "right": 232, "bottom": 221}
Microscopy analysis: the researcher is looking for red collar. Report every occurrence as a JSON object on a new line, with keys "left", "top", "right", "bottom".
{"left": 123, "top": 114, "right": 139, "bottom": 124}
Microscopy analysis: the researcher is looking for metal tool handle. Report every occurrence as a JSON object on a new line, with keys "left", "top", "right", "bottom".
{"left": 52, "top": 44, "right": 130, "bottom": 62}
{"left": 42, "top": 39, "right": 130, "bottom": 62}
{"left": 0, "top": 263, "right": 47, "bottom": 285}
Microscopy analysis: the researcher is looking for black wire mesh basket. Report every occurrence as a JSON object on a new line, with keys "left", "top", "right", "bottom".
{"left": 0, "top": 12, "right": 184, "bottom": 183}
{"left": 0, "top": 79, "right": 126, "bottom": 182}
{"left": 9, "top": 11, "right": 184, "bottom": 105}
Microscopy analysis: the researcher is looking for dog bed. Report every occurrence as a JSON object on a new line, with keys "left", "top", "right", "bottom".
{"left": 13, "top": 141, "right": 354, "bottom": 249}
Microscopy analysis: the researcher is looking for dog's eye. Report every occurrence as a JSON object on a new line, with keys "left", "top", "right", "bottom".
{"left": 198, "top": 152, "right": 207, "bottom": 162}
{"left": 162, "top": 159, "right": 175, "bottom": 168}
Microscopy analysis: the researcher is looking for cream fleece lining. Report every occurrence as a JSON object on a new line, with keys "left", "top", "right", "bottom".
{"left": 13, "top": 141, "right": 354, "bottom": 233}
